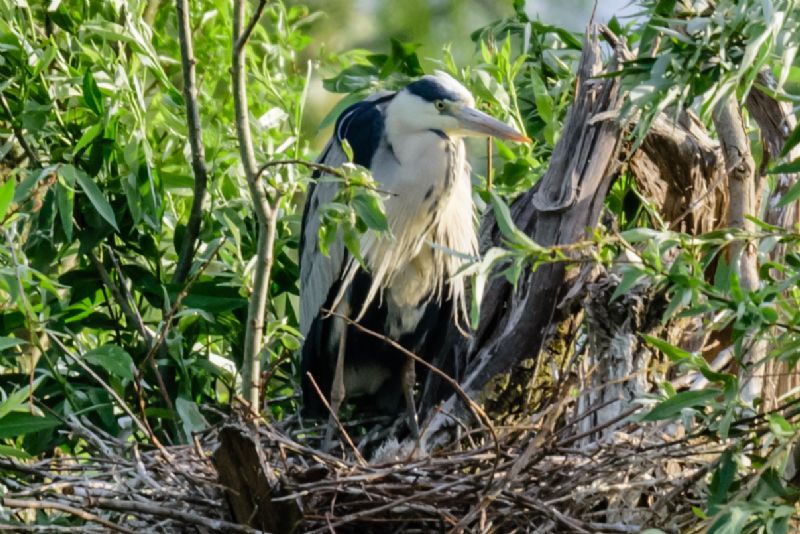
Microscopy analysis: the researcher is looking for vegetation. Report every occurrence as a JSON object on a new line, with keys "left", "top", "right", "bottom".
{"left": 1, "top": 0, "right": 800, "bottom": 531}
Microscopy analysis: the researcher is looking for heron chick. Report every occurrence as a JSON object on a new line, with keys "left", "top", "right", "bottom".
{"left": 299, "top": 71, "right": 529, "bottom": 445}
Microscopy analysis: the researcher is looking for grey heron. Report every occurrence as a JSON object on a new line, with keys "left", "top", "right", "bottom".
{"left": 299, "top": 71, "right": 529, "bottom": 444}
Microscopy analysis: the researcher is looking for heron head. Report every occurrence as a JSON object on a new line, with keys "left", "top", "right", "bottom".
{"left": 388, "top": 71, "right": 530, "bottom": 143}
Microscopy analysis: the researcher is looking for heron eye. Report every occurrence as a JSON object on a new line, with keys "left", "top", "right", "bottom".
{"left": 435, "top": 100, "right": 446, "bottom": 111}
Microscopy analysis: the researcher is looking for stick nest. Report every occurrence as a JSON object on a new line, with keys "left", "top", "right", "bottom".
{"left": 1, "top": 399, "right": 741, "bottom": 533}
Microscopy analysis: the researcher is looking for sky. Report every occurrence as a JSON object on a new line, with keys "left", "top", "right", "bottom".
{"left": 526, "top": 0, "right": 641, "bottom": 30}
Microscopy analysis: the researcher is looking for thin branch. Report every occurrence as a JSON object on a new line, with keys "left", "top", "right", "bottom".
{"left": 257, "top": 159, "right": 398, "bottom": 196}
{"left": 47, "top": 333, "right": 155, "bottom": 447}
{"left": 712, "top": 96, "right": 764, "bottom": 403}
{"left": 234, "top": 0, "right": 268, "bottom": 53}
{"left": 257, "top": 158, "right": 345, "bottom": 179}
{"left": 87, "top": 497, "right": 264, "bottom": 534}
{"left": 1, "top": 498, "right": 137, "bottom": 534}
{"left": 142, "top": 239, "right": 225, "bottom": 368}
{"left": 486, "top": 137, "right": 493, "bottom": 190}
{"left": 0, "top": 92, "right": 41, "bottom": 167}
{"left": 172, "top": 0, "right": 210, "bottom": 285}
{"left": 305, "top": 372, "right": 366, "bottom": 466}
{"left": 89, "top": 251, "right": 153, "bottom": 345}
{"left": 104, "top": 246, "right": 177, "bottom": 423}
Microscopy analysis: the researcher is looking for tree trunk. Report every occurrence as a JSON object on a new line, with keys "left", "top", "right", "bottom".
{"left": 420, "top": 29, "right": 626, "bottom": 450}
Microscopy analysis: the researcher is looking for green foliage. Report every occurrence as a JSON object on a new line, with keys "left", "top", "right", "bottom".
{"left": 2, "top": 0, "right": 800, "bottom": 531}
{"left": 614, "top": 0, "right": 800, "bottom": 146}
{"left": 0, "top": 0, "right": 316, "bottom": 451}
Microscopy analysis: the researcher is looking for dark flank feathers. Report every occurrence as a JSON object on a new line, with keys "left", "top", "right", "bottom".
{"left": 300, "top": 266, "right": 453, "bottom": 418}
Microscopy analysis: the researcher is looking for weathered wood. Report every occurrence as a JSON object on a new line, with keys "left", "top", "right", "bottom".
{"left": 215, "top": 423, "right": 300, "bottom": 533}
{"left": 629, "top": 112, "right": 727, "bottom": 234}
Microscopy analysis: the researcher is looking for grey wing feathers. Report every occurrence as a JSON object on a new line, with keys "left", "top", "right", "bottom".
{"left": 299, "top": 91, "right": 396, "bottom": 338}
{"left": 299, "top": 138, "right": 349, "bottom": 338}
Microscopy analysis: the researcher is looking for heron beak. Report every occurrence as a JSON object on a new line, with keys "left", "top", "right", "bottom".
{"left": 452, "top": 105, "right": 531, "bottom": 143}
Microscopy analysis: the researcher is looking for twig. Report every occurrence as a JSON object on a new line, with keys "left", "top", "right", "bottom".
{"left": 256, "top": 158, "right": 398, "bottom": 196}
{"left": 1, "top": 498, "right": 136, "bottom": 534}
{"left": 89, "top": 251, "right": 153, "bottom": 345}
{"left": 173, "top": 0, "right": 210, "bottom": 285}
{"left": 486, "top": 137, "right": 493, "bottom": 190}
{"left": 101, "top": 246, "right": 176, "bottom": 426}
{"left": 90, "top": 498, "right": 264, "bottom": 534}
{"left": 46, "top": 332, "right": 157, "bottom": 448}
{"left": 305, "top": 372, "right": 366, "bottom": 466}
{"left": 257, "top": 158, "right": 345, "bottom": 179}
{"left": 0, "top": 92, "right": 41, "bottom": 167}
{"left": 234, "top": 0, "right": 268, "bottom": 53}
{"left": 141, "top": 239, "right": 225, "bottom": 369}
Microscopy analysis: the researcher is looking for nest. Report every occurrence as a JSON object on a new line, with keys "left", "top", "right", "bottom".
{"left": 1, "top": 397, "right": 745, "bottom": 534}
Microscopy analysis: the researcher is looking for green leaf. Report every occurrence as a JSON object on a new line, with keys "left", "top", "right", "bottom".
{"left": 0, "top": 444, "right": 32, "bottom": 460}
{"left": 642, "top": 388, "right": 721, "bottom": 421}
{"left": 83, "top": 344, "right": 134, "bottom": 381}
{"left": 611, "top": 268, "right": 646, "bottom": 302}
{"left": 0, "top": 178, "right": 14, "bottom": 222}
{"left": 73, "top": 122, "right": 103, "bottom": 156}
{"left": 0, "top": 376, "right": 44, "bottom": 420}
{"left": 776, "top": 173, "right": 800, "bottom": 207}
{"left": 490, "top": 190, "right": 537, "bottom": 249}
{"left": 708, "top": 508, "right": 748, "bottom": 534}
{"left": 343, "top": 226, "right": 365, "bottom": 268}
{"left": 708, "top": 451, "right": 735, "bottom": 513}
{"left": 175, "top": 397, "right": 208, "bottom": 442}
{"left": 340, "top": 139, "right": 354, "bottom": 162}
{"left": 780, "top": 121, "right": 800, "bottom": 158}
{"left": 56, "top": 180, "right": 74, "bottom": 241}
{"left": 83, "top": 70, "right": 103, "bottom": 115}
{"left": 620, "top": 227, "right": 663, "bottom": 243}
{"left": 63, "top": 164, "right": 119, "bottom": 232}
{"left": 768, "top": 413, "right": 795, "bottom": 438}
{"left": 642, "top": 334, "right": 693, "bottom": 361}
{"left": 769, "top": 157, "right": 800, "bottom": 175}
{"left": 352, "top": 192, "right": 388, "bottom": 232}
{"left": 0, "top": 412, "right": 60, "bottom": 439}
{"left": 0, "top": 337, "right": 26, "bottom": 352}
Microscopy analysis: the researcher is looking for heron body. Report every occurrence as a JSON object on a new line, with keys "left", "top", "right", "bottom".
{"left": 299, "top": 72, "right": 528, "bottom": 439}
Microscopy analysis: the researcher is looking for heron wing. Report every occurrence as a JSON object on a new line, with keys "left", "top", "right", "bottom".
{"left": 299, "top": 138, "right": 347, "bottom": 338}
{"left": 299, "top": 91, "right": 395, "bottom": 338}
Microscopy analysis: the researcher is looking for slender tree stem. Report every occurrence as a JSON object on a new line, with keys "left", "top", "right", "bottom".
{"left": 173, "top": 0, "right": 210, "bottom": 285}
{"left": 712, "top": 96, "right": 764, "bottom": 404}
{"left": 233, "top": 0, "right": 276, "bottom": 412}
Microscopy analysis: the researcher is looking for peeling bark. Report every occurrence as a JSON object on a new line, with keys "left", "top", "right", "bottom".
{"left": 215, "top": 424, "right": 301, "bottom": 533}
{"left": 629, "top": 112, "right": 727, "bottom": 234}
